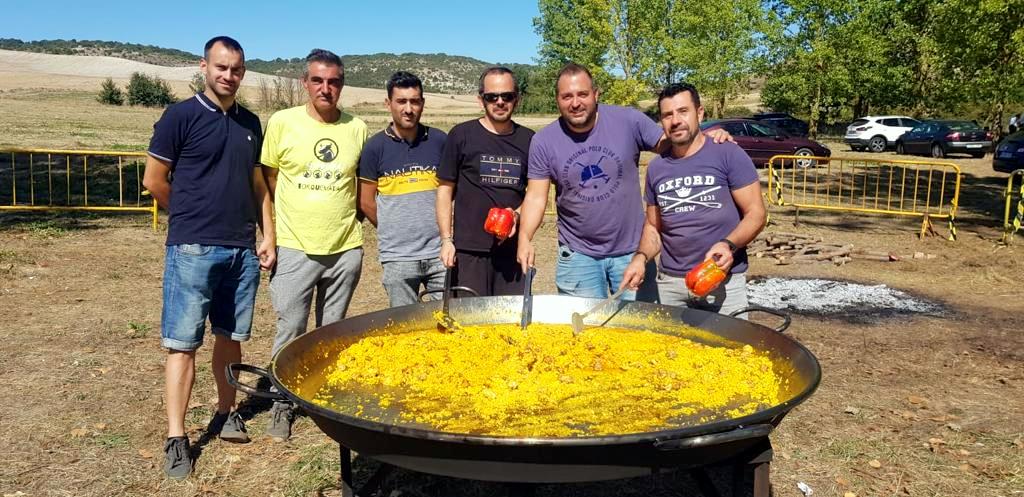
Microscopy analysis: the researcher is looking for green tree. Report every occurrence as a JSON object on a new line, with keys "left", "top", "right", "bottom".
{"left": 126, "top": 72, "right": 176, "bottom": 107}
{"left": 663, "top": 0, "right": 772, "bottom": 118}
{"left": 97, "top": 77, "right": 124, "bottom": 106}
{"left": 931, "top": 0, "right": 1024, "bottom": 136}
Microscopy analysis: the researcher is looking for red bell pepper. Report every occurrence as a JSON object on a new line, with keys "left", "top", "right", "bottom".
{"left": 484, "top": 207, "right": 515, "bottom": 239}
{"left": 685, "top": 259, "right": 726, "bottom": 298}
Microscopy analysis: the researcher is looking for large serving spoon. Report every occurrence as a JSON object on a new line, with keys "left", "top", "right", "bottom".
{"left": 571, "top": 286, "right": 628, "bottom": 336}
{"left": 434, "top": 268, "right": 462, "bottom": 332}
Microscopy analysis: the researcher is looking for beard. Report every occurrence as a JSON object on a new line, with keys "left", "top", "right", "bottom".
{"left": 669, "top": 127, "right": 697, "bottom": 147}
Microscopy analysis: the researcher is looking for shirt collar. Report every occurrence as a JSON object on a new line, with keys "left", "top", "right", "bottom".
{"left": 194, "top": 92, "right": 239, "bottom": 115}
{"left": 385, "top": 123, "right": 429, "bottom": 143}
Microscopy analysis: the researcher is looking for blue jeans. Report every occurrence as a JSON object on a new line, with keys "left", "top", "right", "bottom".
{"left": 161, "top": 244, "right": 260, "bottom": 351}
{"left": 555, "top": 245, "right": 657, "bottom": 301}
{"left": 381, "top": 258, "right": 446, "bottom": 307}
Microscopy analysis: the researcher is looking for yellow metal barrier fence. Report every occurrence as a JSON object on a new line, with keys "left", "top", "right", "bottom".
{"left": 766, "top": 155, "right": 961, "bottom": 240}
{"left": 1001, "top": 169, "right": 1024, "bottom": 244}
{"left": 0, "top": 148, "right": 157, "bottom": 229}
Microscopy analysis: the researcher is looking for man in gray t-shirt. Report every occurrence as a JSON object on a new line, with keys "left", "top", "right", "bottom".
{"left": 517, "top": 63, "right": 732, "bottom": 300}
{"left": 358, "top": 72, "right": 447, "bottom": 307}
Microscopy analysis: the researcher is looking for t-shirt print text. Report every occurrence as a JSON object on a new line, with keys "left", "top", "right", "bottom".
{"left": 479, "top": 154, "right": 523, "bottom": 186}
{"left": 656, "top": 175, "right": 721, "bottom": 213}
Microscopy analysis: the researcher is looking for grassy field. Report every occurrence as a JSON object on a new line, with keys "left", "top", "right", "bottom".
{"left": 1, "top": 81, "right": 1022, "bottom": 497}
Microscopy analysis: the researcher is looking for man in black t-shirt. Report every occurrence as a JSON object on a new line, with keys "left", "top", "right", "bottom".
{"left": 436, "top": 67, "right": 534, "bottom": 296}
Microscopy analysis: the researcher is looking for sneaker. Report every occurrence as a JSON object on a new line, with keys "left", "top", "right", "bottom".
{"left": 163, "top": 436, "right": 192, "bottom": 479}
{"left": 209, "top": 411, "right": 250, "bottom": 443}
{"left": 266, "top": 402, "right": 296, "bottom": 442}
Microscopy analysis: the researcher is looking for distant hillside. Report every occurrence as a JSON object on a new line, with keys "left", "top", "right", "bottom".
{"left": 0, "top": 39, "right": 523, "bottom": 94}
{"left": 249, "top": 53, "right": 495, "bottom": 94}
{"left": 0, "top": 38, "right": 198, "bottom": 67}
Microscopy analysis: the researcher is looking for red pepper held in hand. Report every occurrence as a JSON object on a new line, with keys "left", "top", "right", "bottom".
{"left": 685, "top": 259, "right": 726, "bottom": 298}
{"left": 484, "top": 207, "right": 515, "bottom": 239}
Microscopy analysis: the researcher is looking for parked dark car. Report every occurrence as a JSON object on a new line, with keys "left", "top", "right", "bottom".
{"left": 700, "top": 119, "right": 831, "bottom": 168}
{"left": 993, "top": 131, "right": 1024, "bottom": 173}
{"left": 751, "top": 112, "right": 810, "bottom": 137}
{"left": 894, "top": 120, "right": 993, "bottom": 158}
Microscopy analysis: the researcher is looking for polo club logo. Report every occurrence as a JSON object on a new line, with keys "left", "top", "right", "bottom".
{"left": 314, "top": 138, "right": 339, "bottom": 163}
{"left": 577, "top": 156, "right": 611, "bottom": 189}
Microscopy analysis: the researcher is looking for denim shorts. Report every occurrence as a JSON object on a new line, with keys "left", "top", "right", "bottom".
{"left": 161, "top": 243, "right": 260, "bottom": 351}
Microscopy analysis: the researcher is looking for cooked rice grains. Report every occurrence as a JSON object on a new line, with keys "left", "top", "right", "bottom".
{"left": 314, "top": 323, "right": 781, "bottom": 437}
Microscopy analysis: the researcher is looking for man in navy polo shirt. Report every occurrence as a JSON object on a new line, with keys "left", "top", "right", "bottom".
{"left": 358, "top": 71, "right": 447, "bottom": 306}
{"left": 143, "top": 36, "right": 275, "bottom": 480}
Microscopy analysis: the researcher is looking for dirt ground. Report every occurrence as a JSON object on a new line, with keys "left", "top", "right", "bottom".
{"left": 1, "top": 64, "right": 1022, "bottom": 496}
{"left": 1, "top": 141, "right": 1021, "bottom": 497}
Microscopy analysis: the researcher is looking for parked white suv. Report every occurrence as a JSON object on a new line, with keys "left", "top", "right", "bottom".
{"left": 844, "top": 116, "right": 921, "bottom": 153}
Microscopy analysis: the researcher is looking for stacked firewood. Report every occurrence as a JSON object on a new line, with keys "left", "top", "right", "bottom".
{"left": 747, "top": 232, "right": 901, "bottom": 266}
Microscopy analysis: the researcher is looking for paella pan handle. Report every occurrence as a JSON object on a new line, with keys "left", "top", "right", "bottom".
{"left": 729, "top": 305, "right": 792, "bottom": 333}
{"left": 226, "top": 363, "right": 287, "bottom": 401}
{"left": 653, "top": 423, "right": 774, "bottom": 451}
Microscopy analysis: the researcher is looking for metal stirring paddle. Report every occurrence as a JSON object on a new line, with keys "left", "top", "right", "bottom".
{"left": 571, "top": 286, "right": 628, "bottom": 336}
{"left": 434, "top": 268, "right": 462, "bottom": 332}
{"left": 520, "top": 267, "right": 536, "bottom": 330}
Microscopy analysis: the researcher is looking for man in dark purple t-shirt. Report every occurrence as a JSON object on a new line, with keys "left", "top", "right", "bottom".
{"left": 517, "top": 63, "right": 732, "bottom": 300}
{"left": 621, "top": 83, "right": 766, "bottom": 317}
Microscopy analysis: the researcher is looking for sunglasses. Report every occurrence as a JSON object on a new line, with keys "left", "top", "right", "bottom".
{"left": 481, "top": 92, "right": 518, "bottom": 103}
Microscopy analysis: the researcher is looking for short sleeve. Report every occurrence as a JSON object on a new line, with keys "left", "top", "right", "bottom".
{"left": 527, "top": 136, "right": 553, "bottom": 180}
{"left": 726, "top": 144, "right": 759, "bottom": 190}
{"left": 634, "top": 108, "right": 665, "bottom": 151}
{"left": 644, "top": 159, "right": 659, "bottom": 205}
{"left": 260, "top": 114, "right": 282, "bottom": 169}
{"left": 357, "top": 135, "right": 381, "bottom": 182}
{"left": 437, "top": 126, "right": 462, "bottom": 182}
{"left": 248, "top": 114, "right": 264, "bottom": 166}
{"left": 147, "top": 105, "right": 185, "bottom": 167}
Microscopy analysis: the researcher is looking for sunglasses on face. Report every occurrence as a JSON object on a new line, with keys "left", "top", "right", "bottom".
{"left": 481, "top": 92, "right": 518, "bottom": 103}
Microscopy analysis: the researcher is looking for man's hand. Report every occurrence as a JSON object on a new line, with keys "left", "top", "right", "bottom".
{"left": 440, "top": 239, "right": 457, "bottom": 268}
{"left": 257, "top": 237, "right": 276, "bottom": 271}
{"left": 704, "top": 127, "right": 735, "bottom": 144}
{"left": 705, "top": 241, "right": 734, "bottom": 272}
{"left": 517, "top": 238, "right": 535, "bottom": 274}
{"left": 619, "top": 254, "right": 647, "bottom": 291}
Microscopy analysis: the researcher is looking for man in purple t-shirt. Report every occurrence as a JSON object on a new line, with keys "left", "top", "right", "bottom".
{"left": 621, "top": 83, "right": 766, "bottom": 316}
{"left": 517, "top": 63, "right": 732, "bottom": 300}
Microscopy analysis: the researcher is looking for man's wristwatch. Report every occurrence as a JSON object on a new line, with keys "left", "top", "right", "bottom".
{"left": 719, "top": 238, "right": 738, "bottom": 252}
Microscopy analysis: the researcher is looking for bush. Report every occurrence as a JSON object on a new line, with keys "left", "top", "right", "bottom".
{"left": 126, "top": 72, "right": 176, "bottom": 107}
{"left": 97, "top": 77, "right": 124, "bottom": 105}
{"left": 188, "top": 72, "right": 205, "bottom": 95}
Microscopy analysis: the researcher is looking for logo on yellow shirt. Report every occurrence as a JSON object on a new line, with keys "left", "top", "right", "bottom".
{"left": 314, "top": 138, "right": 339, "bottom": 162}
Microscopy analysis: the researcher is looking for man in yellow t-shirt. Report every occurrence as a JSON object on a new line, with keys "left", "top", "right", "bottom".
{"left": 260, "top": 49, "right": 368, "bottom": 441}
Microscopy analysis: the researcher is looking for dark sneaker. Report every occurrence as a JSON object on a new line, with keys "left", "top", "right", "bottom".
{"left": 209, "top": 411, "right": 250, "bottom": 443}
{"left": 163, "top": 436, "right": 192, "bottom": 480}
{"left": 266, "top": 402, "right": 296, "bottom": 442}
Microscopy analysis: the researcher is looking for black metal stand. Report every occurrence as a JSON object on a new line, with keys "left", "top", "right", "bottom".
{"left": 340, "top": 446, "right": 394, "bottom": 497}
{"left": 688, "top": 439, "right": 773, "bottom": 497}
{"left": 338, "top": 439, "right": 773, "bottom": 497}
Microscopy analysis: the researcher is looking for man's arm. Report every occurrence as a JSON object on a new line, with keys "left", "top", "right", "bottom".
{"left": 516, "top": 178, "right": 551, "bottom": 272}
{"left": 705, "top": 182, "right": 766, "bottom": 271}
{"left": 436, "top": 180, "right": 457, "bottom": 268}
{"left": 358, "top": 179, "right": 379, "bottom": 227}
{"left": 253, "top": 166, "right": 276, "bottom": 270}
{"left": 262, "top": 167, "right": 278, "bottom": 202}
{"left": 142, "top": 156, "right": 172, "bottom": 209}
{"left": 620, "top": 205, "right": 662, "bottom": 290}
